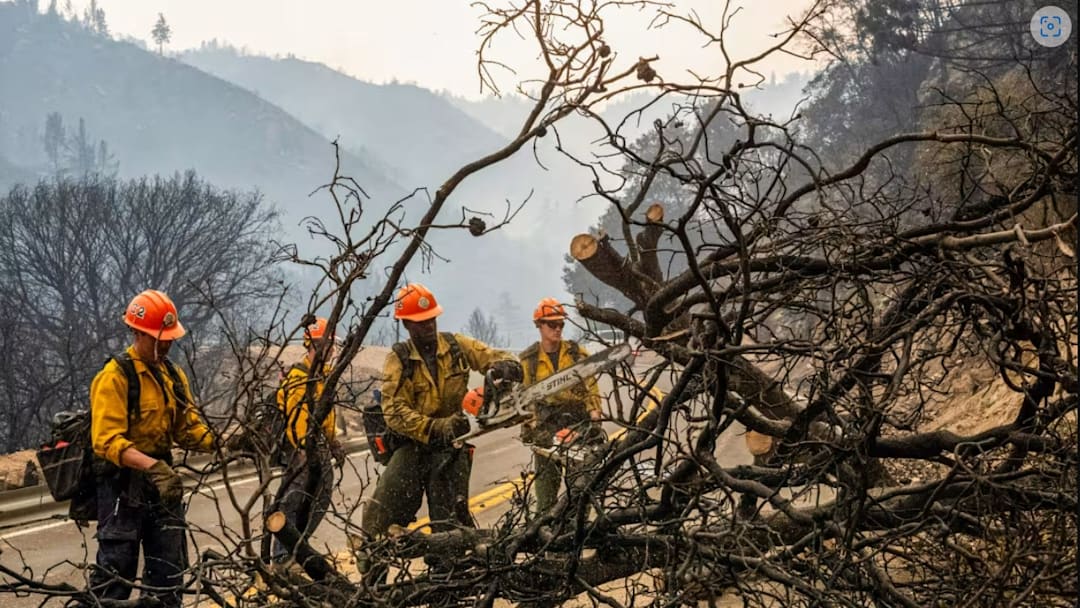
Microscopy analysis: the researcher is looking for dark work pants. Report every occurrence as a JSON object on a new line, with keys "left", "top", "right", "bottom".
{"left": 532, "top": 451, "right": 563, "bottom": 516}
{"left": 87, "top": 472, "right": 188, "bottom": 608}
{"left": 528, "top": 406, "right": 591, "bottom": 517}
{"left": 271, "top": 450, "right": 334, "bottom": 562}
{"left": 362, "top": 441, "right": 474, "bottom": 537}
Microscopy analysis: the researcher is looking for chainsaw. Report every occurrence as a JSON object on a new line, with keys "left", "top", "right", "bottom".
{"left": 454, "top": 343, "right": 632, "bottom": 444}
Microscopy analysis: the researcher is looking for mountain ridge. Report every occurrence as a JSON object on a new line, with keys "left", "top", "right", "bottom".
{"left": 0, "top": 5, "right": 401, "bottom": 222}
{"left": 180, "top": 45, "right": 510, "bottom": 190}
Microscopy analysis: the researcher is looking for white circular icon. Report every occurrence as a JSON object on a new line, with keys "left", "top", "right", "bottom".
{"left": 1031, "top": 6, "right": 1072, "bottom": 48}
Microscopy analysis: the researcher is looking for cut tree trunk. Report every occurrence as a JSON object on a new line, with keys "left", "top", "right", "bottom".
{"left": 266, "top": 510, "right": 345, "bottom": 585}
{"left": 635, "top": 203, "right": 665, "bottom": 283}
{"left": 570, "top": 233, "right": 650, "bottom": 307}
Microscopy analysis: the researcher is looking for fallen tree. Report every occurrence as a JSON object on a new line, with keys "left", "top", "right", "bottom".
{"left": 2, "top": 1, "right": 1076, "bottom": 607}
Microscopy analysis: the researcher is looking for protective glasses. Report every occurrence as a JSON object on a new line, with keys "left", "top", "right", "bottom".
{"left": 541, "top": 320, "right": 565, "bottom": 329}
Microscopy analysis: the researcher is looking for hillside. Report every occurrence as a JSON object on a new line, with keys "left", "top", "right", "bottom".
{"left": 178, "top": 45, "right": 612, "bottom": 341}
{"left": 180, "top": 46, "right": 509, "bottom": 189}
{"left": 0, "top": 5, "right": 401, "bottom": 224}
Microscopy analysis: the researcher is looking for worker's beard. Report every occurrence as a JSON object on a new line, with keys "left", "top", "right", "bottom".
{"left": 408, "top": 320, "right": 438, "bottom": 354}
{"left": 412, "top": 330, "right": 437, "bottom": 353}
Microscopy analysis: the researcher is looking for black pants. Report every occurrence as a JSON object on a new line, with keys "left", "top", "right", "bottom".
{"left": 86, "top": 471, "right": 188, "bottom": 608}
{"left": 271, "top": 450, "right": 334, "bottom": 562}
{"left": 361, "top": 441, "right": 474, "bottom": 537}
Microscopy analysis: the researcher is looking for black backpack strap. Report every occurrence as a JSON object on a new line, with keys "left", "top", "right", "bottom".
{"left": 441, "top": 332, "right": 468, "bottom": 372}
{"left": 161, "top": 358, "right": 190, "bottom": 409}
{"left": 110, "top": 353, "right": 141, "bottom": 423}
{"left": 565, "top": 340, "right": 583, "bottom": 362}
{"left": 390, "top": 342, "right": 414, "bottom": 398}
{"left": 391, "top": 342, "right": 414, "bottom": 378}
{"left": 390, "top": 335, "right": 466, "bottom": 394}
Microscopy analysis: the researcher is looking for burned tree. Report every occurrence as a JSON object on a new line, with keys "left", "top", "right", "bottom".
{"left": 559, "top": 1, "right": 1079, "bottom": 606}
{"left": 1, "top": 1, "right": 1075, "bottom": 607}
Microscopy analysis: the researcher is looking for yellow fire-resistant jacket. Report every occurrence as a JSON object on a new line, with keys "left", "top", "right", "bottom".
{"left": 381, "top": 333, "right": 516, "bottom": 444}
{"left": 519, "top": 340, "right": 602, "bottom": 418}
{"left": 90, "top": 346, "right": 216, "bottom": 466}
{"left": 278, "top": 357, "right": 337, "bottom": 448}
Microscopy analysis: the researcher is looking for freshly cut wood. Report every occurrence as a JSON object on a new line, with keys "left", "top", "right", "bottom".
{"left": 571, "top": 233, "right": 599, "bottom": 260}
{"left": 636, "top": 203, "right": 665, "bottom": 282}
{"left": 745, "top": 430, "right": 774, "bottom": 456}
{"left": 570, "top": 233, "right": 649, "bottom": 307}
{"left": 265, "top": 510, "right": 339, "bottom": 583}
{"left": 645, "top": 203, "right": 664, "bottom": 223}
{"left": 265, "top": 510, "right": 287, "bottom": 533}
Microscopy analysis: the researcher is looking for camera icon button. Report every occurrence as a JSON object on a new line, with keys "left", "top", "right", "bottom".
{"left": 1031, "top": 6, "right": 1072, "bottom": 48}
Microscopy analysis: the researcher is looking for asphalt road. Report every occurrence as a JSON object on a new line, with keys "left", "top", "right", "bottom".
{"left": 0, "top": 354, "right": 755, "bottom": 607}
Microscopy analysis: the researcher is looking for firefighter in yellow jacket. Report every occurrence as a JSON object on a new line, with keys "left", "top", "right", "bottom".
{"left": 270, "top": 316, "right": 345, "bottom": 565}
{"left": 85, "top": 289, "right": 219, "bottom": 608}
{"left": 361, "top": 283, "right": 522, "bottom": 539}
{"left": 519, "top": 297, "right": 602, "bottom": 515}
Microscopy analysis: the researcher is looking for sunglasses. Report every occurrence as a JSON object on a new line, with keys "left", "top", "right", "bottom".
{"left": 540, "top": 320, "right": 565, "bottom": 329}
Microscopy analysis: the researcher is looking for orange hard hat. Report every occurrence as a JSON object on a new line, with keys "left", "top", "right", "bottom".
{"left": 123, "top": 289, "right": 186, "bottom": 341}
{"left": 394, "top": 283, "right": 443, "bottom": 321}
{"left": 303, "top": 317, "right": 331, "bottom": 344}
{"left": 533, "top": 297, "right": 566, "bottom": 322}
{"left": 462, "top": 386, "right": 484, "bottom": 417}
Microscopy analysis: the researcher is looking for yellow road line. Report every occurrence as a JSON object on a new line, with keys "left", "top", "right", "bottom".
{"left": 408, "top": 476, "right": 530, "bottom": 532}
{"left": 408, "top": 382, "right": 665, "bottom": 530}
{"left": 216, "top": 382, "right": 669, "bottom": 603}
{"left": 222, "top": 478, "right": 532, "bottom": 603}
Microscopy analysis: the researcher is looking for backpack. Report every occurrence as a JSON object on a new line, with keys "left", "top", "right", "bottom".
{"left": 363, "top": 333, "right": 467, "bottom": 464}
{"left": 246, "top": 362, "right": 309, "bottom": 467}
{"left": 36, "top": 352, "right": 187, "bottom": 521}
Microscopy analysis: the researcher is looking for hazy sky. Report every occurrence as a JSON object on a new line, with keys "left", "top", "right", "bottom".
{"left": 68, "top": 0, "right": 817, "bottom": 98}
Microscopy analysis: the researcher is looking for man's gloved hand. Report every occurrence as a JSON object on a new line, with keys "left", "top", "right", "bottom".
{"left": 146, "top": 460, "right": 184, "bottom": 504}
{"left": 429, "top": 414, "right": 471, "bottom": 446}
{"left": 489, "top": 360, "right": 524, "bottom": 383}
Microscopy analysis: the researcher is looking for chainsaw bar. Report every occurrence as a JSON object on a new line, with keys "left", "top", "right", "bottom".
{"left": 455, "top": 342, "right": 633, "bottom": 443}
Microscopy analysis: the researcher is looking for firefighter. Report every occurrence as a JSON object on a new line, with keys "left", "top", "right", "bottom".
{"left": 519, "top": 297, "right": 602, "bottom": 515}
{"left": 270, "top": 316, "right": 346, "bottom": 566}
{"left": 361, "top": 283, "right": 522, "bottom": 539}
{"left": 84, "top": 289, "right": 220, "bottom": 608}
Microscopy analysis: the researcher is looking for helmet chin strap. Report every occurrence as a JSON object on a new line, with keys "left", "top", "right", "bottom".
{"left": 151, "top": 327, "right": 166, "bottom": 363}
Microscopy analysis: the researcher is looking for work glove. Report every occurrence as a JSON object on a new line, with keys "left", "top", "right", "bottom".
{"left": 428, "top": 414, "right": 471, "bottom": 447}
{"left": 489, "top": 360, "right": 524, "bottom": 383}
{"left": 146, "top": 460, "right": 184, "bottom": 504}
